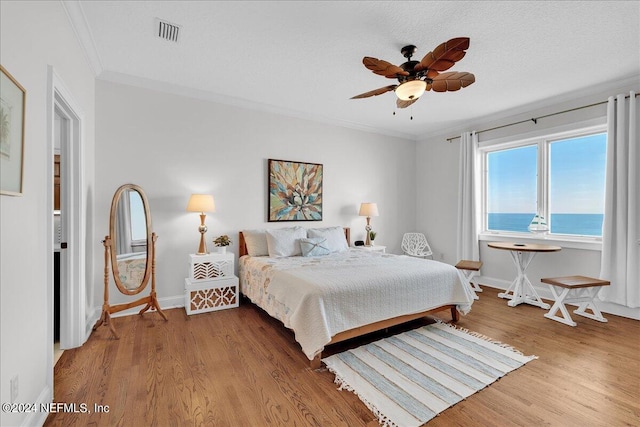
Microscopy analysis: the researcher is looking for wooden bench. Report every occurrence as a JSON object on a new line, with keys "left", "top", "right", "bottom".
{"left": 540, "top": 276, "right": 610, "bottom": 326}
{"left": 455, "top": 260, "right": 483, "bottom": 300}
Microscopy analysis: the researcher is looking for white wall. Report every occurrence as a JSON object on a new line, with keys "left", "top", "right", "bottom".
{"left": 94, "top": 80, "right": 416, "bottom": 309}
{"left": 0, "top": 2, "right": 96, "bottom": 426}
{"left": 416, "top": 77, "right": 640, "bottom": 318}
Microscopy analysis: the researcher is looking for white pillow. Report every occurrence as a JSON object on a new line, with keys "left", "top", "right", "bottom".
{"left": 242, "top": 229, "right": 269, "bottom": 256}
{"left": 265, "top": 227, "right": 307, "bottom": 257}
{"left": 300, "top": 237, "right": 330, "bottom": 257}
{"left": 307, "top": 226, "right": 348, "bottom": 253}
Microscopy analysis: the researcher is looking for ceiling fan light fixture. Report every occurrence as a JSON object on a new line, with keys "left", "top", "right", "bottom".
{"left": 395, "top": 80, "right": 427, "bottom": 101}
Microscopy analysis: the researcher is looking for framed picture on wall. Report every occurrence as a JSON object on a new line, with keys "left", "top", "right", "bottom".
{"left": 1, "top": 65, "right": 26, "bottom": 196}
{"left": 268, "top": 158, "right": 323, "bottom": 221}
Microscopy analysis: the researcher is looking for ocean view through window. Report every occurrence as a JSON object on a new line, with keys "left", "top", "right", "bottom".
{"left": 484, "top": 128, "right": 606, "bottom": 238}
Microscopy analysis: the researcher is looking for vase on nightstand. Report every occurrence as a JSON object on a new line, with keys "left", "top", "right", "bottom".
{"left": 216, "top": 246, "right": 227, "bottom": 254}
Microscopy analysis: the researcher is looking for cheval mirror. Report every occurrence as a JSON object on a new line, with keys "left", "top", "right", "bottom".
{"left": 93, "top": 184, "right": 167, "bottom": 338}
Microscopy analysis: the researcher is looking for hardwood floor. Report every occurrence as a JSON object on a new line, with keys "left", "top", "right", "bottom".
{"left": 46, "top": 287, "right": 639, "bottom": 426}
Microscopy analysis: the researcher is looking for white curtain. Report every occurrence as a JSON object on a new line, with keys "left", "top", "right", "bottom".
{"left": 116, "top": 193, "right": 133, "bottom": 255}
{"left": 599, "top": 91, "right": 639, "bottom": 308}
{"left": 456, "top": 131, "right": 480, "bottom": 262}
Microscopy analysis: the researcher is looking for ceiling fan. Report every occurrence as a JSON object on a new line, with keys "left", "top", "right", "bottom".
{"left": 351, "top": 37, "right": 475, "bottom": 109}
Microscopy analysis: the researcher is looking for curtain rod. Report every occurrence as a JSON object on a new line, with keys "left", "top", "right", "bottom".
{"left": 446, "top": 92, "right": 639, "bottom": 142}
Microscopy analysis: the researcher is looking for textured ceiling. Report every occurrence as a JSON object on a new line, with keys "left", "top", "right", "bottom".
{"left": 68, "top": 1, "right": 640, "bottom": 140}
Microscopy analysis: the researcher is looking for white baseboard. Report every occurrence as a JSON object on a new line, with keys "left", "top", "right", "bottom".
{"left": 477, "top": 276, "right": 640, "bottom": 320}
{"left": 109, "top": 294, "right": 184, "bottom": 318}
{"left": 21, "top": 385, "right": 51, "bottom": 427}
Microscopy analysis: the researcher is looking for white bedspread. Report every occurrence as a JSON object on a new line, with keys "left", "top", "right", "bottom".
{"left": 239, "top": 250, "right": 473, "bottom": 360}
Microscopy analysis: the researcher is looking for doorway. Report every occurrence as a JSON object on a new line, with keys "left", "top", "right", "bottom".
{"left": 46, "top": 67, "right": 87, "bottom": 394}
{"left": 53, "top": 111, "right": 66, "bottom": 364}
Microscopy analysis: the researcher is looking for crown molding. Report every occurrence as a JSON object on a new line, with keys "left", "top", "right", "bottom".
{"left": 60, "top": 1, "right": 103, "bottom": 76}
{"left": 97, "top": 70, "right": 418, "bottom": 142}
{"left": 418, "top": 73, "right": 640, "bottom": 143}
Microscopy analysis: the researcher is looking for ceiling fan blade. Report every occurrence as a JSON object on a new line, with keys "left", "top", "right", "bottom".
{"left": 363, "top": 57, "right": 410, "bottom": 78}
{"left": 426, "top": 69, "right": 440, "bottom": 79}
{"left": 396, "top": 98, "right": 419, "bottom": 109}
{"left": 414, "top": 37, "right": 470, "bottom": 73}
{"left": 350, "top": 85, "right": 398, "bottom": 99}
{"left": 429, "top": 71, "right": 475, "bottom": 92}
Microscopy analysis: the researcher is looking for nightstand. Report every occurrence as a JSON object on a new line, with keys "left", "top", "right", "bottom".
{"left": 184, "top": 253, "right": 239, "bottom": 315}
{"left": 352, "top": 245, "right": 386, "bottom": 253}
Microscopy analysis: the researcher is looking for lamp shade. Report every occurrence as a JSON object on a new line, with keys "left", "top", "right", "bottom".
{"left": 395, "top": 80, "right": 427, "bottom": 101}
{"left": 186, "top": 194, "right": 216, "bottom": 213}
{"left": 359, "top": 202, "right": 379, "bottom": 217}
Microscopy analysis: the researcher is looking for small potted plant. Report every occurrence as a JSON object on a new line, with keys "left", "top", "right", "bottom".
{"left": 213, "top": 235, "right": 232, "bottom": 253}
{"left": 369, "top": 231, "right": 377, "bottom": 245}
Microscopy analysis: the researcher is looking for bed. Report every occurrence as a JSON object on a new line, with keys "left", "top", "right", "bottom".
{"left": 238, "top": 227, "right": 474, "bottom": 368}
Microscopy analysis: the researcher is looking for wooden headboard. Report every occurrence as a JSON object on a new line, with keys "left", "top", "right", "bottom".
{"left": 238, "top": 227, "right": 351, "bottom": 257}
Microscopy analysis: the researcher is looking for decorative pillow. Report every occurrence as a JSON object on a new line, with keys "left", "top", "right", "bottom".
{"left": 299, "top": 237, "right": 330, "bottom": 257}
{"left": 265, "top": 227, "right": 307, "bottom": 257}
{"left": 242, "top": 229, "right": 269, "bottom": 257}
{"left": 307, "top": 226, "right": 348, "bottom": 253}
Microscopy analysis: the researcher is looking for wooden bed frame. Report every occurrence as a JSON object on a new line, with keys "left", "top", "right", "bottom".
{"left": 237, "top": 228, "right": 459, "bottom": 369}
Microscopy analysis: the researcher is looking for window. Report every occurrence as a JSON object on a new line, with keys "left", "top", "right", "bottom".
{"left": 487, "top": 144, "right": 538, "bottom": 232}
{"left": 129, "top": 191, "right": 147, "bottom": 242}
{"left": 482, "top": 126, "right": 606, "bottom": 238}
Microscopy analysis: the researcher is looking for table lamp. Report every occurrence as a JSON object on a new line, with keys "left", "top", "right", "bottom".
{"left": 186, "top": 194, "right": 216, "bottom": 255}
{"left": 359, "top": 202, "right": 379, "bottom": 246}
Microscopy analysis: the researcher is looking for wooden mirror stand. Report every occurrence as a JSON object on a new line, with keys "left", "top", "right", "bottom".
{"left": 93, "top": 184, "right": 167, "bottom": 338}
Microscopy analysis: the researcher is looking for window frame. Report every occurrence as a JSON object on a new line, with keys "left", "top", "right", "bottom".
{"left": 478, "top": 119, "right": 607, "bottom": 251}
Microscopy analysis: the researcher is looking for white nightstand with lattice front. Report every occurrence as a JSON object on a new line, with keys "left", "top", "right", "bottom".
{"left": 351, "top": 245, "right": 386, "bottom": 253}
{"left": 185, "top": 253, "right": 239, "bottom": 315}
{"left": 188, "top": 253, "right": 234, "bottom": 281}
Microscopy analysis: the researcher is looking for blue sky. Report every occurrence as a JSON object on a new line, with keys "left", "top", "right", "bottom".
{"left": 488, "top": 133, "right": 606, "bottom": 214}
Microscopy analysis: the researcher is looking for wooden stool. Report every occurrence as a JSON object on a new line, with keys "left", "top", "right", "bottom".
{"left": 541, "top": 276, "right": 610, "bottom": 327}
{"left": 455, "top": 260, "right": 483, "bottom": 300}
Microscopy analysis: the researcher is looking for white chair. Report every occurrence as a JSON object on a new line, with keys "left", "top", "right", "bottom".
{"left": 401, "top": 233, "right": 433, "bottom": 259}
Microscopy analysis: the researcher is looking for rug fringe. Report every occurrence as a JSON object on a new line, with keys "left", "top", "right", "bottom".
{"left": 434, "top": 319, "right": 538, "bottom": 359}
{"left": 328, "top": 369, "right": 400, "bottom": 427}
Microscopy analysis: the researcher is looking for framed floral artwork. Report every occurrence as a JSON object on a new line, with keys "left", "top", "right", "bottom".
{"left": 1, "top": 65, "right": 26, "bottom": 196}
{"left": 268, "top": 159, "right": 323, "bottom": 221}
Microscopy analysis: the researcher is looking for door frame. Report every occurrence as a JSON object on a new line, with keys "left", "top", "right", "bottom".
{"left": 46, "top": 66, "right": 86, "bottom": 387}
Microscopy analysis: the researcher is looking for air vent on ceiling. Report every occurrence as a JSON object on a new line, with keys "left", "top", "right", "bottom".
{"left": 156, "top": 18, "right": 181, "bottom": 43}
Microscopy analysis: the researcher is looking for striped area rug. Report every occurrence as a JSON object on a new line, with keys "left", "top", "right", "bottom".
{"left": 322, "top": 322, "right": 536, "bottom": 427}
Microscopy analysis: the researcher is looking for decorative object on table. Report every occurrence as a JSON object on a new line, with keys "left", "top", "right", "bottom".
{"left": 186, "top": 194, "right": 216, "bottom": 255}
{"left": 185, "top": 252, "right": 238, "bottom": 315}
{"left": 369, "top": 230, "right": 377, "bottom": 245}
{"left": 528, "top": 213, "right": 549, "bottom": 233}
{"left": 268, "top": 158, "right": 323, "bottom": 222}
{"left": 401, "top": 232, "right": 433, "bottom": 259}
{"left": 359, "top": 202, "right": 379, "bottom": 246}
{"left": 323, "top": 322, "right": 536, "bottom": 427}
{"left": 213, "top": 234, "right": 231, "bottom": 254}
{"left": 93, "top": 184, "right": 167, "bottom": 339}
{"left": 0, "top": 65, "right": 26, "bottom": 196}
{"left": 354, "top": 240, "right": 364, "bottom": 247}
{"left": 350, "top": 38, "right": 475, "bottom": 112}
